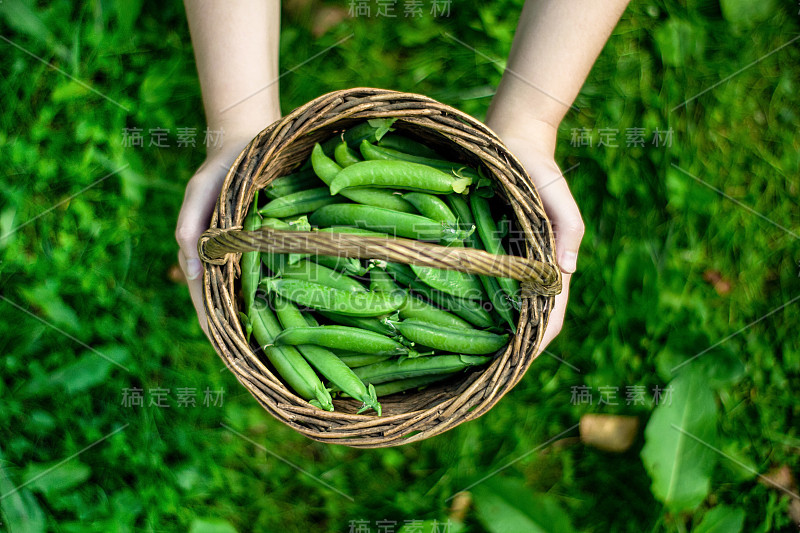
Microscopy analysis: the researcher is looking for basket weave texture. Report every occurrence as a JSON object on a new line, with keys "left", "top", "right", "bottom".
{"left": 198, "top": 88, "right": 561, "bottom": 448}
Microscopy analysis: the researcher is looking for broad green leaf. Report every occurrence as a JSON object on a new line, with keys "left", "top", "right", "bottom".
{"left": 50, "top": 352, "right": 114, "bottom": 394}
{"left": 175, "top": 466, "right": 203, "bottom": 492}
{"left": 139, "top": 60, "right": 183, "bottom": 105}
{"left": 0, "top": 206, "right": 18, "bottom": 248}
{"left": 20, "top": 346, "right": 129, "bottom": 396}
{"left": 398, "top": 520, "right": 465, "bottom": 533}
{"left": 691, "top": 350, "right": 745, "bottom": 388}
{"left": 693, "top": 505, "right": 745, "bottom": 533}
{"left": 641, "top": 371, "right": 718, "bottom": 512}
{"left": 21, "top": 460, "right": 91, "bottom": 497}
{"left": 665, "top": 165, "right": 716, "bottom": 212}
{"left": 720, "top": 0, "right": 776, "bottom": 25}
{"left": 188, "top": 518, "right": 239, "bottom": 533}
{"left": 656, "top": 328, "right": 745, "bottom": 388}
{"left": 51, "top": 80, "right": 91, "bottom": 102}
{"left": 654, "top": 19, "right": 706, "bottom": 67}
{"left": 113, "top": 0, "right": 144, "bottom": 39}
{"left": 472, "top": 477, "right": 576, "bottom": 533}
{"left": 0, "top": 0, "right": 69, "bottom": 61}
{"left": 717, "top": 442, "right": 758, "bottom": 482}
{"left": 609, "top": 244, "right": 659, "bottom": 332}
{"left": 110, "top": 488, "right": 143, "bottom": 525}
{"left": 0, "top": 450, "right": 46, "bottom": 533}
{"left": 19, "top": 281, "right": 81, "bottom": 332}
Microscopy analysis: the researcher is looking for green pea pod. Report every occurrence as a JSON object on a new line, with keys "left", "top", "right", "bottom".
{"left": 259, "top": 187, "right": 363, "bottom": 275}
{"left": 391, "top": 319, "right": 509, "bottom": 355}
{"left": 317, "top": 232, "right": 405, "bottom": 273}
{"left": 311, "top": 144, "right": 416, "bottom": 213}
{"left": 309, "top": 255, "right": 367, "bottom": 277}
{"left": 410, "top": 264, "right": 486, "bottom": 301}
{"left": 401, "top": 192, "right": 457, "bottom": 225}
{"left": 371, "top": 374, "right": 453, "bottom": 396}
{"left": 241, "top": 194, "right": 262, "bottom": 315}
{"left": 262, "top": 278, "right": 404, "bottom": 317}
{"left": 400, "top": 295, "right": 474, "bottom": 330}
{"left": 383, "top": 262, "right": 495, "bottom": 328}
{"left": 317, "top": 227, "right": 393, "bottom": 238}
{"left": 263, "top": 169, "right": 321, "bottom": 199}
{"left": 314, "top": 227, "right": 391, "bottom": 278}
{"left": 369, "top": 267, "right": 404, "bottom": 294}
{"left": 350, "top": 355, "right": 491, "bottom": 386}
{"left": 479, "top": 273, "right": 517, "bottom": 333}
{"left": 317, "top": 120, "right": 396, "bottom": 158}
{"left": 333, "top": 353, "right": 394, "bottom": 368}
{"left": 273, "top": 325, "right": 415, "bottom": 357}
{"left": 248, "top": 302, "right": 333, "bottom": 410}
{"left": 316, "top": 310, "right": 397, "bottom": 336}
{"left": 359, "top": 140, "right": 479, "bottom": 181}
{"left": 378, "top": 133, "right": 440, "bottom": 158}
{"left": 337, "top": 188, "right": 418, "bottom": 213}
{"left": 370, "top": 268, "right": 471, "bottom": 330}
{"left": 444, "top": 194, "right": 480, "bottom": 248}
{"left": 443, "top": 195, "right": 517, "bottom": 330}
{"left": 402, "top": 192, "right": 475, "bottom": 243}
{"left": 334, "top": 141, "right": 362, "bottom": 167}
{"left": 273, "top": 296, "right": 381, "bottom": 415}
{"left": 309, "top": 204, "right": 458, "bottom": 242}
{"left": 258, "top": 187, "right": 339, "bottom": 218}
{"left": 311, "top": 143, "right": 345, "bottom": 183}
{"left": 382, "top": 261, "right": 416, "bottom": 280}
{"left": 470, "top": 195, "right": 521, "bottom": 308}
{"left": 330, "top": 159, "right": 471, "bottom": 196}
{"left": 281, "top": 260, "right": 367, "bottom": 293}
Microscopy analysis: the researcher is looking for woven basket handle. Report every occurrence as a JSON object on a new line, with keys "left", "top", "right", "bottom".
{"left": 199, "top": 227, "right": 562, "bottom": 297}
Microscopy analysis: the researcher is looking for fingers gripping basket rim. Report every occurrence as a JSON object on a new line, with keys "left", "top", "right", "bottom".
{"left": 199, "top": 88, "right": 561, "bottom": 448}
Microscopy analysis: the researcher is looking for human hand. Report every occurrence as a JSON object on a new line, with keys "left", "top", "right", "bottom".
{"left": 175, "top": 136, "right": 255, "bottom": 338}
{"left": 487, "top": 118, "right": 585, "bottom": 353}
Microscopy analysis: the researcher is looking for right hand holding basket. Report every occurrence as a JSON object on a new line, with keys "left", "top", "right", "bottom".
{"left": 487, "top": 118, "right": 585, "bottom": 353}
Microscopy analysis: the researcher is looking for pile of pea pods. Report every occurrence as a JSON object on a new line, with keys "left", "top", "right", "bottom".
{"left": 239, "top": 121, "right": 521, "bottom": 416}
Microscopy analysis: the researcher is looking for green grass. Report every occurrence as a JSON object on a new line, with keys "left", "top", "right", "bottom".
{"left": 1, "top": 0, "right": 798, "bottom": 531}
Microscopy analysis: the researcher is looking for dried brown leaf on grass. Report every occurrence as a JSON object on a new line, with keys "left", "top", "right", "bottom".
{"left": 580, "top": 414, "right": 639, "bottom": 453}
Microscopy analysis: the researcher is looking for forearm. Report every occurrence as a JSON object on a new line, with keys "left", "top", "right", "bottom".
{"left": 184, "top": 0, "right": 281, "bottom": 155}
{"left": 488, "top": 0, "right": 629, "bottom": 145}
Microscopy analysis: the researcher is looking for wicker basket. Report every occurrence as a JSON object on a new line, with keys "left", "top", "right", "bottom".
{"left": 198, "top": 88, "right": 561, "bottom": 448}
